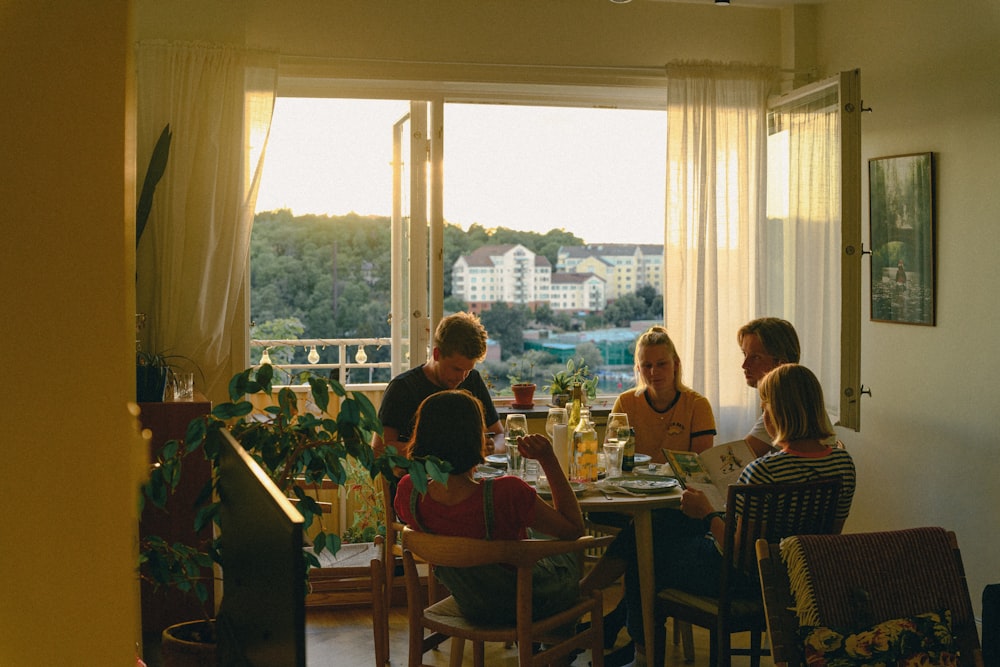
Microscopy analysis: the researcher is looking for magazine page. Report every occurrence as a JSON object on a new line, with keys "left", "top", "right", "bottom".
{"left": 698, "top": 440, "right": 755, "bottom": 493}
{"left": 661, "top": 449, "right": 727, "bottom": 511}
{"left": 662, "top": 441, "right": 755, "bottom": 511}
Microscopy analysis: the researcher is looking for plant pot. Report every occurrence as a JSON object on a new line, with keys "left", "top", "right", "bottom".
{"left": 551, "top": 393, "right": 570, "bottom": 408}
{"left": 511, "top": 383, "right": 536, "bottom": 409}
{"left": 137, "top": 364, "right": 168, "bottom": 402}
{"left": 160, "top": 619, "right": 216, "bottom": 667}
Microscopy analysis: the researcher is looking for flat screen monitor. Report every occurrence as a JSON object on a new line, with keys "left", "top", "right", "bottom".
{"left": 216, "top": 429, "right": 306, "bottom": 666}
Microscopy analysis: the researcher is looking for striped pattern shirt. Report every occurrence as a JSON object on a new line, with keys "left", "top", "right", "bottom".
{"left": 737, "top": 447, "right": 856, "bottom": 520}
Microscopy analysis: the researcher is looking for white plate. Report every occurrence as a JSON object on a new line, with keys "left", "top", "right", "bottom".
{"left": 485, "top": 454, "right": 508, "bottom": 467}
{"left": 606, "top": 475, "right": 679, "bottom": 494}
{"left": 474, "top": 465, "right": 504, "bottom": 480}
{"left": 634, "top": 453, "right": 652, "bottom": 464}
{"left": 535, "top": 481, "right": 586, "bottom": 498}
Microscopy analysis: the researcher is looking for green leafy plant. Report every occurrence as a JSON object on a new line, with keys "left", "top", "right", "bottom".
{"left": 139, "top": 363, "right": 451, "bottom": 623}
{"left": 544, "top": 357, "right": 598, "bottom": 398}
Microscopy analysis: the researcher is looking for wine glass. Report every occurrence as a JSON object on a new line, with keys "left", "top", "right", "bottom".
{"left": 505, "top": 413, "right": 528, "bottom": 477}
{"left": 605, "top": 412, "right": 630, "bottom": 446}
{"left": 545, "top": 407, "right": 568, "bottom": 440}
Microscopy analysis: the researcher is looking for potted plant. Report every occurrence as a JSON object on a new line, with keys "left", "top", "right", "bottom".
{"left": 140, "top": 363, "right": 449, "bottom": 663}
{"left": 507, "top": 360, "right": 536, "bottom": 409}
{"left": 543, "top": 357, "right": 598, "bottom": 407}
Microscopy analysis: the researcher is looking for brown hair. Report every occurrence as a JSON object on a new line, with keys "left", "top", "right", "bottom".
{"left": 737, "top": 317, "right": 800, "bottom": 364}
{"left": 408, "top": 390, "right": 488, "bottom": 474}
{"left": 434, "top": 312, "right": 489, "bottom": 361}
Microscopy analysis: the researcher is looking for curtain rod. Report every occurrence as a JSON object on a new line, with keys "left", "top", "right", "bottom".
{"left": 279, "top": 54, "right": 813, "bottom": 77}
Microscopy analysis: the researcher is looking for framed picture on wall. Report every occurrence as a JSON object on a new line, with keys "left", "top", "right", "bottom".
{"left": 869, "top": 152, "right": 936, "bottom": 325}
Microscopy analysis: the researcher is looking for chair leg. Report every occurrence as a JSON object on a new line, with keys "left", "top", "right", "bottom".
{"left": 370, "top": 559, "right": 389, "bottom": 666}
{"left": 679, "top": 621, "right": 695, "bottom": 663}
{"left": 750, "top": 631, "right": 762, "bottom": 667}
{"left": 472, "top": 640, "right": 485, "bottom": 667}
{"left": 448, "top": 637, "right": 465, "bottom": 667}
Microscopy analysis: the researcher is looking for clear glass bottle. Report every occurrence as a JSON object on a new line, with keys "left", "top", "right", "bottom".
{"left": 572, "top": 408, "right": 599, "bottom": 482}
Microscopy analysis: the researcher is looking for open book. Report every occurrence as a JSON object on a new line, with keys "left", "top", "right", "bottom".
{"left": 662, "top": 440, "right": 756, "bottom": 511}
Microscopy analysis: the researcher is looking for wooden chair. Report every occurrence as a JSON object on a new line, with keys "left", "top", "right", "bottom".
{"left": 381, "top": 474, "right": 445, "bottom": 664}
{"left": 655, "top": 478, "right": 842, "bottom": 667}
{"left": 756, "top": 527, "right": 983, "bottom": 667}
{"left": 292, "top": 478, "right": 389, "bottom": 666}
{"left": 401, "top": 526, "right": 614, "bottom": 667}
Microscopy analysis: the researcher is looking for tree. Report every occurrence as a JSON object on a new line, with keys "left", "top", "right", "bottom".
{"left": 479, "top": 302, "right": 529, "bottom": 359}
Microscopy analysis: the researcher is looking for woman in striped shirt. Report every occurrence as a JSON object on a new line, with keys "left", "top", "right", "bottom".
{"left": 616, "top": 364, "right": 856, "bottom": 667}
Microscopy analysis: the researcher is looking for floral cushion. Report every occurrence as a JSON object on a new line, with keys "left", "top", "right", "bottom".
{"left": 800, "top": 609, "right": 958, "bottom": 667}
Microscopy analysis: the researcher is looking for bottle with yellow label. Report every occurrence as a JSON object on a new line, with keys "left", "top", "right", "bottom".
{"left": 572, "top": 408, "right": 599, "bottom": 482}
{"left": 567, "top": 382, "right": 583, "bottom": 433}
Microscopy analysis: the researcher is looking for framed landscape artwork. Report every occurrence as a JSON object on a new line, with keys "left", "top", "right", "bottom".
{"left": 869, "top": 152, "right": 936, "bottom": 325}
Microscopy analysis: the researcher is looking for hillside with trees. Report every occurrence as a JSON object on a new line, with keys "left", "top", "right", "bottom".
{"left": 250, "top": 210, "right": 661, "bottom": 385}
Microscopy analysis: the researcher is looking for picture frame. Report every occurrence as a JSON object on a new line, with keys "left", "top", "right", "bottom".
{"left": 869, "top": 152, "right": 936, "bottom": 325}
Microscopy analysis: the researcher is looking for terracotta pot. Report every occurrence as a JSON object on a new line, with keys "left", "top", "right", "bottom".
{"left": 160, "top": 619, "right": 216, "bottom": 667}
{"left": 511, "top": 383, "right": 536, "bottom": 409}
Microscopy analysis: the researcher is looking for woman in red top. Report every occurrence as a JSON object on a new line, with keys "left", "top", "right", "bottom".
{"left": 394, "top": 389, "right": 584, "bottom": 623}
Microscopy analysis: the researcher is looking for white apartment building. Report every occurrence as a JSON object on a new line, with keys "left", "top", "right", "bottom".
{"left": 451, "top": 244, "right": 551, "bottom": 313}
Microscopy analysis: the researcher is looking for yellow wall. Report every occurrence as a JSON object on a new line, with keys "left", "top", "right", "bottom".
{"left": 0, "top": 2, "right": 146, "bottom": 664}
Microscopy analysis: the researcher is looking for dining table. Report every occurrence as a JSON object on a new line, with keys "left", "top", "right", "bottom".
{"left": 574, "top": 468, "right": 682, "bottom": 667}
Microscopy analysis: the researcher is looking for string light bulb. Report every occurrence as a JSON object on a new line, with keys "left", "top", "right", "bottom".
{"left": 307, "top": 345, "right": 320, "bottom": 364}
{"left": 259, "top": 348, "right": 272, "bottom": 365}
{"left": 355, "top": 345, "right": 368, "bottom": 364}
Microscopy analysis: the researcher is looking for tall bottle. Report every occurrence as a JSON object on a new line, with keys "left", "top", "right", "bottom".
{"left": 573, "top": 408, "right": 599, "bottom": 482}
{"left": 567, "top": 383, "right": 583, "bottom": 432}
{"left": 622, "top": 427, "right": 636, "bottom": 473}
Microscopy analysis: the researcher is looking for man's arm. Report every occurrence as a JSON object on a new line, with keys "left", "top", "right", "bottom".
{"left": 372, "top": 425, "right": 406, "bottom": 459}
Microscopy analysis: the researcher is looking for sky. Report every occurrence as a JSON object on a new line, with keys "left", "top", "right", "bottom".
{"left": 254, "top": 98, "right": 668, "bottom": 245}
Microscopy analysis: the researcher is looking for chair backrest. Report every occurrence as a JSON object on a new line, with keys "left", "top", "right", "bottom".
{"left": 721, "top": 478, "right": 842, "bottom": 598}
{"left": 758, "top": 528, "right": 982, "bottom": 667}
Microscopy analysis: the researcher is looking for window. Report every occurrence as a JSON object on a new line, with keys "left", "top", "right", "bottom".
{"left": 251, "top": 70, "right": 860, "bottom": 437}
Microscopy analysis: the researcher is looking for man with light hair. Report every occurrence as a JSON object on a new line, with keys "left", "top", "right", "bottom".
{"left": 737, "top": 317, "right": 801, "bottom": 457}
{"left": 373, "top": 312, "right": 504, "bottom": 458}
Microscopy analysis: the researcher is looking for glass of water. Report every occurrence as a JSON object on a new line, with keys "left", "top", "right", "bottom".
{"left": 505, "top": 413, "right": 528, "bottom": 477}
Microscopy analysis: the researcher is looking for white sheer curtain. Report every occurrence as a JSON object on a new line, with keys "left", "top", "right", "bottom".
{"left": 765, "top": 82, "right": 842, "bottom": 423}
{"left": 663, "top": 62, "right": 777, "bottom": 443}
{"left": 136, "top": 42, "right": 277, "bottom": 402}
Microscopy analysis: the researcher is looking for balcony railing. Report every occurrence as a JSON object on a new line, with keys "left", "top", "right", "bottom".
{"left": 251, "top": 337, "right": 391, "bottom": 385}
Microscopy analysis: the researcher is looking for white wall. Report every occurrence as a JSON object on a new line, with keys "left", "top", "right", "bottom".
{"left": 817, "top": 0, "right": 1000, "bottom": 619}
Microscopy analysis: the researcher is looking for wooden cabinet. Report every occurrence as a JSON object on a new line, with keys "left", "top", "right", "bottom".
{"left": 138, "top": 396, "right": 213, "bottom": 639}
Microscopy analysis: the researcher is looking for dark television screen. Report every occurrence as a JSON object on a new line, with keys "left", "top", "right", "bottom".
{"left": 216, "top": 430, "right": 306, "bottom": 666}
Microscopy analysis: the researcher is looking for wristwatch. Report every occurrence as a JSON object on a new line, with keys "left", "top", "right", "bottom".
{"left": 703, "top": 511, "right": 725, "bottom": 526}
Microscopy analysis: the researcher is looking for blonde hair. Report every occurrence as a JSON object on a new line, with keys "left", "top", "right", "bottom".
{"left": 737, "top": 317, "right": 800, "bottom": 364}
{"left": 632, "top": 326, "right": 688, "bottom": 395}
{"left": 757, "top": 364, "right": 835, "bottom": 443}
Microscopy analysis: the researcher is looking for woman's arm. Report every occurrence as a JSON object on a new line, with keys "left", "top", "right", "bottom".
{"left": 518, "top": 434, "right": 584, "bottom": 539}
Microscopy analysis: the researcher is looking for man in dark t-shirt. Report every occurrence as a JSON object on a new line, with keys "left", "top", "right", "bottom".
{"left": 372, "top": 312, "right": 504, "bottom": 458}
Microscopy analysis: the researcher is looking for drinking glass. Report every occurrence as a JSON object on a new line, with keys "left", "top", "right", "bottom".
{"left": 505, "top": 413, "right": 528, "bottom": 478}
{"left": 545, "top": 407, "right": 568, "bottom": 440}
{"left": 603, "top": 440, "right": 625, "bottom": 478}
{"left": 605, "top": 412, "right": 630, "bottom": 447}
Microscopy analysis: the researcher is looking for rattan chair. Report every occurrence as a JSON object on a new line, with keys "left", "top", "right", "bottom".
{"left": 401, "top": 526, "right": 613, "bottom": 667}
{"left": 655, "top": 478, "right": 842, "bottom": 667}
{"left": 756, "top": 527, "right": 983, "bottom": 667}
